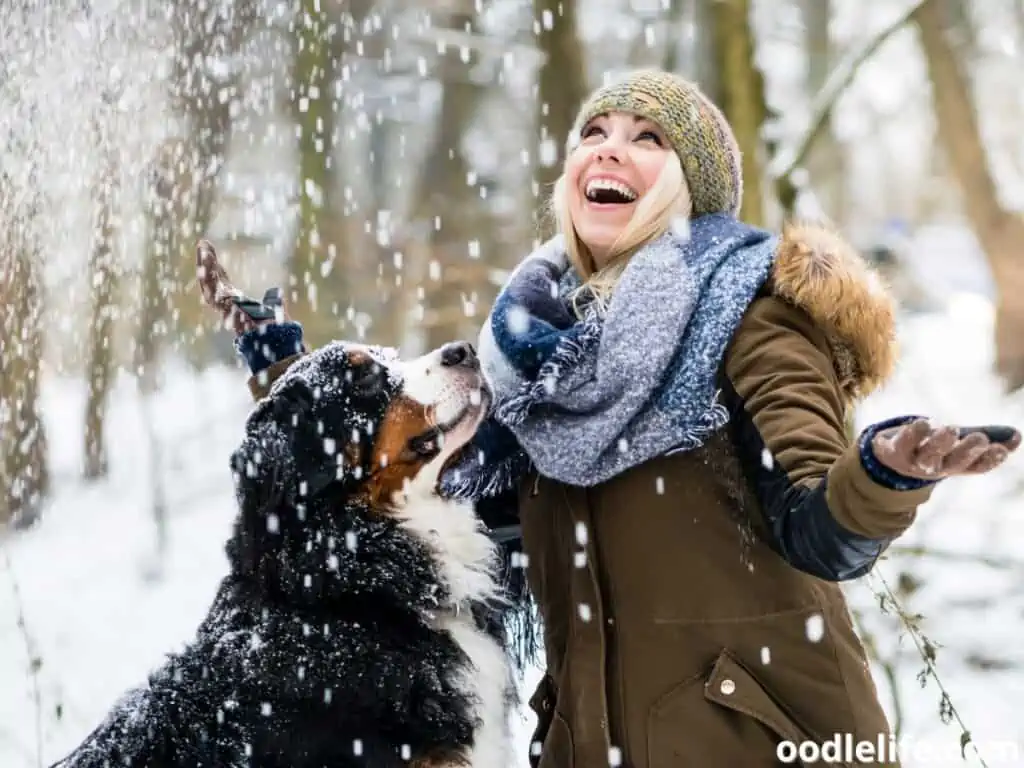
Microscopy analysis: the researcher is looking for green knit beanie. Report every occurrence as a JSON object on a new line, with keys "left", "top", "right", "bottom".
{"left": 567, "top": 69, "right": 743, "bottom": 218}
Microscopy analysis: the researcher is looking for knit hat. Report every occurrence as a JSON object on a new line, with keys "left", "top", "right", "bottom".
{"left": 566, "top": 69, "right": 743, "bottom": 218}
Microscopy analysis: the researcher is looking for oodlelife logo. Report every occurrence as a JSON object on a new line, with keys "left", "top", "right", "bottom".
{"left": 777, "top": 734, "right": 1021, "bottom": 764}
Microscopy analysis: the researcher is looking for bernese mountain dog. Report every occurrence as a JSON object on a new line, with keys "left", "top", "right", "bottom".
{"left": 52, "top": 339, "right": 514, "bottom": 767}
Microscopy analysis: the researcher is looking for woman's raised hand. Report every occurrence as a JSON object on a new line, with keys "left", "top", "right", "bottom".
{"left": 196, "top": 240, "right": 285, "bottom": 336}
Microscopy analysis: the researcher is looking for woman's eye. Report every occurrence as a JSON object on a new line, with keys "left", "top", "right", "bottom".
{"left": 581, "top": 124, "right": 604, "bottom": 141}
{"left": 636, "top": 130, "right": 662, "bottom": 145}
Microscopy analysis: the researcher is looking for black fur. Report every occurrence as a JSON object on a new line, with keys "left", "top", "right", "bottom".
{"left": 52, "top": 343, "right": 490, "bottom": 768}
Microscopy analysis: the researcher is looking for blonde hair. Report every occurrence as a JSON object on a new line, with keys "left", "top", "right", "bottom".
{"left": 550, "top": 152, "right": 692, "bottom": 316}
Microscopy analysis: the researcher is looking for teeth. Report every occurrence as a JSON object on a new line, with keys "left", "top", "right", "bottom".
{"left": 585, "top": 178, "right": 637, "bottom": 202}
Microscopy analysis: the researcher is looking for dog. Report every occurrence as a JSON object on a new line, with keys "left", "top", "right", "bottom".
{"left": 52, "top": 339, "right": 514, "bottom": 768}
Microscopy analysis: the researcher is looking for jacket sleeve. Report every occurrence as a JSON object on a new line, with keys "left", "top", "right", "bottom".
{"left": 723, "top": 295, "right": 935, "bottom": 581}
{"left": 235, "top": 321, "right": 307, "bottom": 400}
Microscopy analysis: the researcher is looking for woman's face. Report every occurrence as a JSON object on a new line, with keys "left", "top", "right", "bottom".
{"left": 564, "top": 111, "right": 672, "bottom": 266}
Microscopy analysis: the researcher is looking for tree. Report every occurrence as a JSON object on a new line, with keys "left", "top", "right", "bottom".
{"left": 287, "top": 0, "right": 342, "bottom": 345}
{"left": 0, "top": 172, "right": 49, "bottom": 527}
{"left": 914, "top": 0, "right": 1024, "bottom": 389}
{"left": 708, "top": 0, "right": 768, "bottom": 226}
{"left": 82, "top": 110, "right": 121, "bottom": 480}
{"left": 772, "top": 0, "right": 932, "bottom": 217}
{"left": 693, "top": 0, "right": 722, "bottom": 102}
{"left": 397, "top": 3, "right": 499, "bottom": 353}
{"left": 801, "top": 0, "right": 847, "bottom": 224}
{"left": 285, "top": 0, "right": 386, "bottom": 348}
{"left": 534, "top": 0, "right": 588, "bottom": 200}
{"left": 162, "top": 0, "right": 258, "bottom": 364}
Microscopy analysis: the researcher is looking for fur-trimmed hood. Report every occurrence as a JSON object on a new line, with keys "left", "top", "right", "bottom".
{"left": 769, "top": 222, "right": 897, "bottom": 401}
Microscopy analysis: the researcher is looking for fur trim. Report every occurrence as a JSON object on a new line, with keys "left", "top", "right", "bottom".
{"left": 771, "top": 223, "right": 898, "bottom": 401}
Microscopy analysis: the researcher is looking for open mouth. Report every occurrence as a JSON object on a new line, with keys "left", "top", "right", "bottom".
{"left": 437, "top": 385, "right": 490, "bottom": 435}
{"left": 584, "top": 178, "right": 638, "bottom": 205}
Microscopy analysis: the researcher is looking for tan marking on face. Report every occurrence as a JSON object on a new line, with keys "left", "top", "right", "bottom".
{"left": 344, "top": 347, "right": 373, "bottom": 367}
{"left": 363, "top": 392, "right": 436, "bottom": 509}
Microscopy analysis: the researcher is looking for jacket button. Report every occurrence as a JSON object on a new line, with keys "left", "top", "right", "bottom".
{"left": 720, "top": 678, "right": 736, "bottom": 695}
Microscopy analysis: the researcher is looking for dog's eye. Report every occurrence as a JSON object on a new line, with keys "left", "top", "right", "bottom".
{"left": 408, "top": 430, "right": 442, "bottom": 458}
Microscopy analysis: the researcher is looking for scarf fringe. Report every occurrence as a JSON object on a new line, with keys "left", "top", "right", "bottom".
{"left": 665, "top": 395, "right": 730, "bottom": 454}
{"left": 475, "top": 539, "right": 543, "bottom": 677}
{"left": 438, "top": 446, "right": 531, "bottom": 500}
{"left": 495, "top": 312, "right": 603, "bottom": 428}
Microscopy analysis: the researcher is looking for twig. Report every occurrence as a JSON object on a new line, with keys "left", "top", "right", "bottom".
{"left": 871, "top": 569, "right": 989, "bottom": 766}
{"left": 3, "top": 549, "right": 44, "bottom": 768}
{"left": 769, "top": 0, "right": 937, "bottom": 184}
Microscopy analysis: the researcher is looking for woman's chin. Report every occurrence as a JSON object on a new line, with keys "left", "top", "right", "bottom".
{"left": 576, "top": 207, "right": 635, "bottom": 253}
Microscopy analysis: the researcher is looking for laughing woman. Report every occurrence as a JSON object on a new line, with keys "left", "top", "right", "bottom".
{"left": 200, "top": 70, "right": 1019, "bottom": 767}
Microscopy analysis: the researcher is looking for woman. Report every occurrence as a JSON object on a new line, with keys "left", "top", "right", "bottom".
{"left": 200, "top": 70, "right": 1019, "bottom": 767}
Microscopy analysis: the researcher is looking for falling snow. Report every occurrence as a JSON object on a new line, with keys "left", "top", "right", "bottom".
{"left": 0, "top": 1, "right": 1022, "bottom": 766}
{"left": 805, "top": 613, "right": 824, "bottom": 644}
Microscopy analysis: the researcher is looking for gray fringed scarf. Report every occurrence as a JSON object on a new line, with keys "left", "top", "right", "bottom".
{"left": 475, "top": 213, "right": 778, "bottom": 488}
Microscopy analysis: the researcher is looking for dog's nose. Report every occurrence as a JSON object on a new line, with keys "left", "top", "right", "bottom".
{"left": 440, "top": 341, "right": 477, "bottom": 368}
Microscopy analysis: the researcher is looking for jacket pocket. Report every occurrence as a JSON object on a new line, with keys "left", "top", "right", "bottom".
{"left": 649, "top": 649, "right": 841, "bottom": 767}
{"left": 527, "top": 674, "right": 555, "bottom": 768}
{"left": 527, "top": 673, "right": 573, "bottom": 768}
{"left": 536, "top": 712, "right": 573, "bottom": 768}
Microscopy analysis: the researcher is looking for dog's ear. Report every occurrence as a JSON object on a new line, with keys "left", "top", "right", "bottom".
{"left": 230, "top": 396, "right": 298, "bottom": 527}
{"left": 231, "top": 375, "right": 346, "bottom": 518}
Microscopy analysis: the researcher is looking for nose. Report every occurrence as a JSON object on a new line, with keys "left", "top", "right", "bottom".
{"left": 595, "top": 151, "right": 621, "bottom": 165}
{"left": 594, "top": 134, "right": 626, "bottom": 164}
{"left": 440, "top": 341, "right": 477, "bottom": 368}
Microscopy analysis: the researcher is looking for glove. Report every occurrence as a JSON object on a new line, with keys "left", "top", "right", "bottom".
{"left": 872, "top": 419, "right": 1020, "bottom": 480}
{"left": 505, "top": 260, "right": 575, "bottom": 330}
{"left": 196, "top": 240, "right": 288, "bottom": 335}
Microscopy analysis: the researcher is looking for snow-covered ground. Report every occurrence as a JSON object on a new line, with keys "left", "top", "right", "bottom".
{"left": 1, "top": 292, "right": 1022, "bottom": 767}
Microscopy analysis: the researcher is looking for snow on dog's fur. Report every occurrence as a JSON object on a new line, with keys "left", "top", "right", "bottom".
{"left": 51, "top": 340, "right": 514, "bottom": 768}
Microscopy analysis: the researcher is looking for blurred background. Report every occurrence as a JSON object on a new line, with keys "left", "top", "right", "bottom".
{"left": 1, "top": 0, "right": 1023, "bottom": 765}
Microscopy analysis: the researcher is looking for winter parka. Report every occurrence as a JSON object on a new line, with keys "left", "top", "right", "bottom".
{"left": 244, "top": 223, "right": 932, "bottom": 767}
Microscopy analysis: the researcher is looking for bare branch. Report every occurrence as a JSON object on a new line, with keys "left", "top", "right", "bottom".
{"left": 769, "top": 0, "right": 936, "bottom": 184}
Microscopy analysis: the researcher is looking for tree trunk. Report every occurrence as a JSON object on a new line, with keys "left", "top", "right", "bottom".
{"left": 0, "top": 177, "right": 49, "bottom": 527}
{"left": 914, "top": 0, "right": 1024, "bottom": 390}
{"left": 400, "top": 3, "right": 496, "bottom": 353}
{"left": 287, "top": 0, "right": 339, "bottom": 345}
{"left": 661, "top": 0, "right": 688, "bottom": 74}
{"left": 693, "top": 0, "right": 723, "bottom": 103}
{"left": 286, "top": 0, "right": 378, "bottom": 348}
{"left": 534, "top": 0, "right": 588, "bottom": 198}
{"left": 163, "top": 0, "right": 256, "bottom": 366}
{"left": 136, "top": 143, "right": 183, "bottom": 398}
{"left": 135, "top": 146, "right": 182, "bottom": 562}
{"left": 801, "top": 0, "right": 847, "bottom": 224}
{"left": 82, "top": 146, "right": 119, "bottom": 480}
{"left": 709, "top": 0, "right": 768, "bottom": 226}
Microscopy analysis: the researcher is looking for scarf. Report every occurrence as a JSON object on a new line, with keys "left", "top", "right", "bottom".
{"left": 439, "top": 213, "right": 778, "bottom": 498}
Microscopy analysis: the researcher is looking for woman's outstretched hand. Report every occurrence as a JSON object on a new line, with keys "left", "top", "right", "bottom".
{"left": 872, "top": 419, "right": 1021, "bottom": 481}
{"left": 196, "top": 240, "right": 284, "bottom": 335}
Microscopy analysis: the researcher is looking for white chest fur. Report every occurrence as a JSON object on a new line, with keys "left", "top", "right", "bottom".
{"left": 435, "top": 611, "right": 513, "bottom": 767}
{"left": 395, "top": 474, "right": 514, "bottom": 766}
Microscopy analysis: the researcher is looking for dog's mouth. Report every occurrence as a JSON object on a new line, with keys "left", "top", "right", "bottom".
{"left": 407, "top": 382, "right": 490, "bottom": 461}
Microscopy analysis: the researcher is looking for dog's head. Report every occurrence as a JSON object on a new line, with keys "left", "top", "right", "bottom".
{"left": 231, "top": 339, "right": 490, "bottom": 516}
